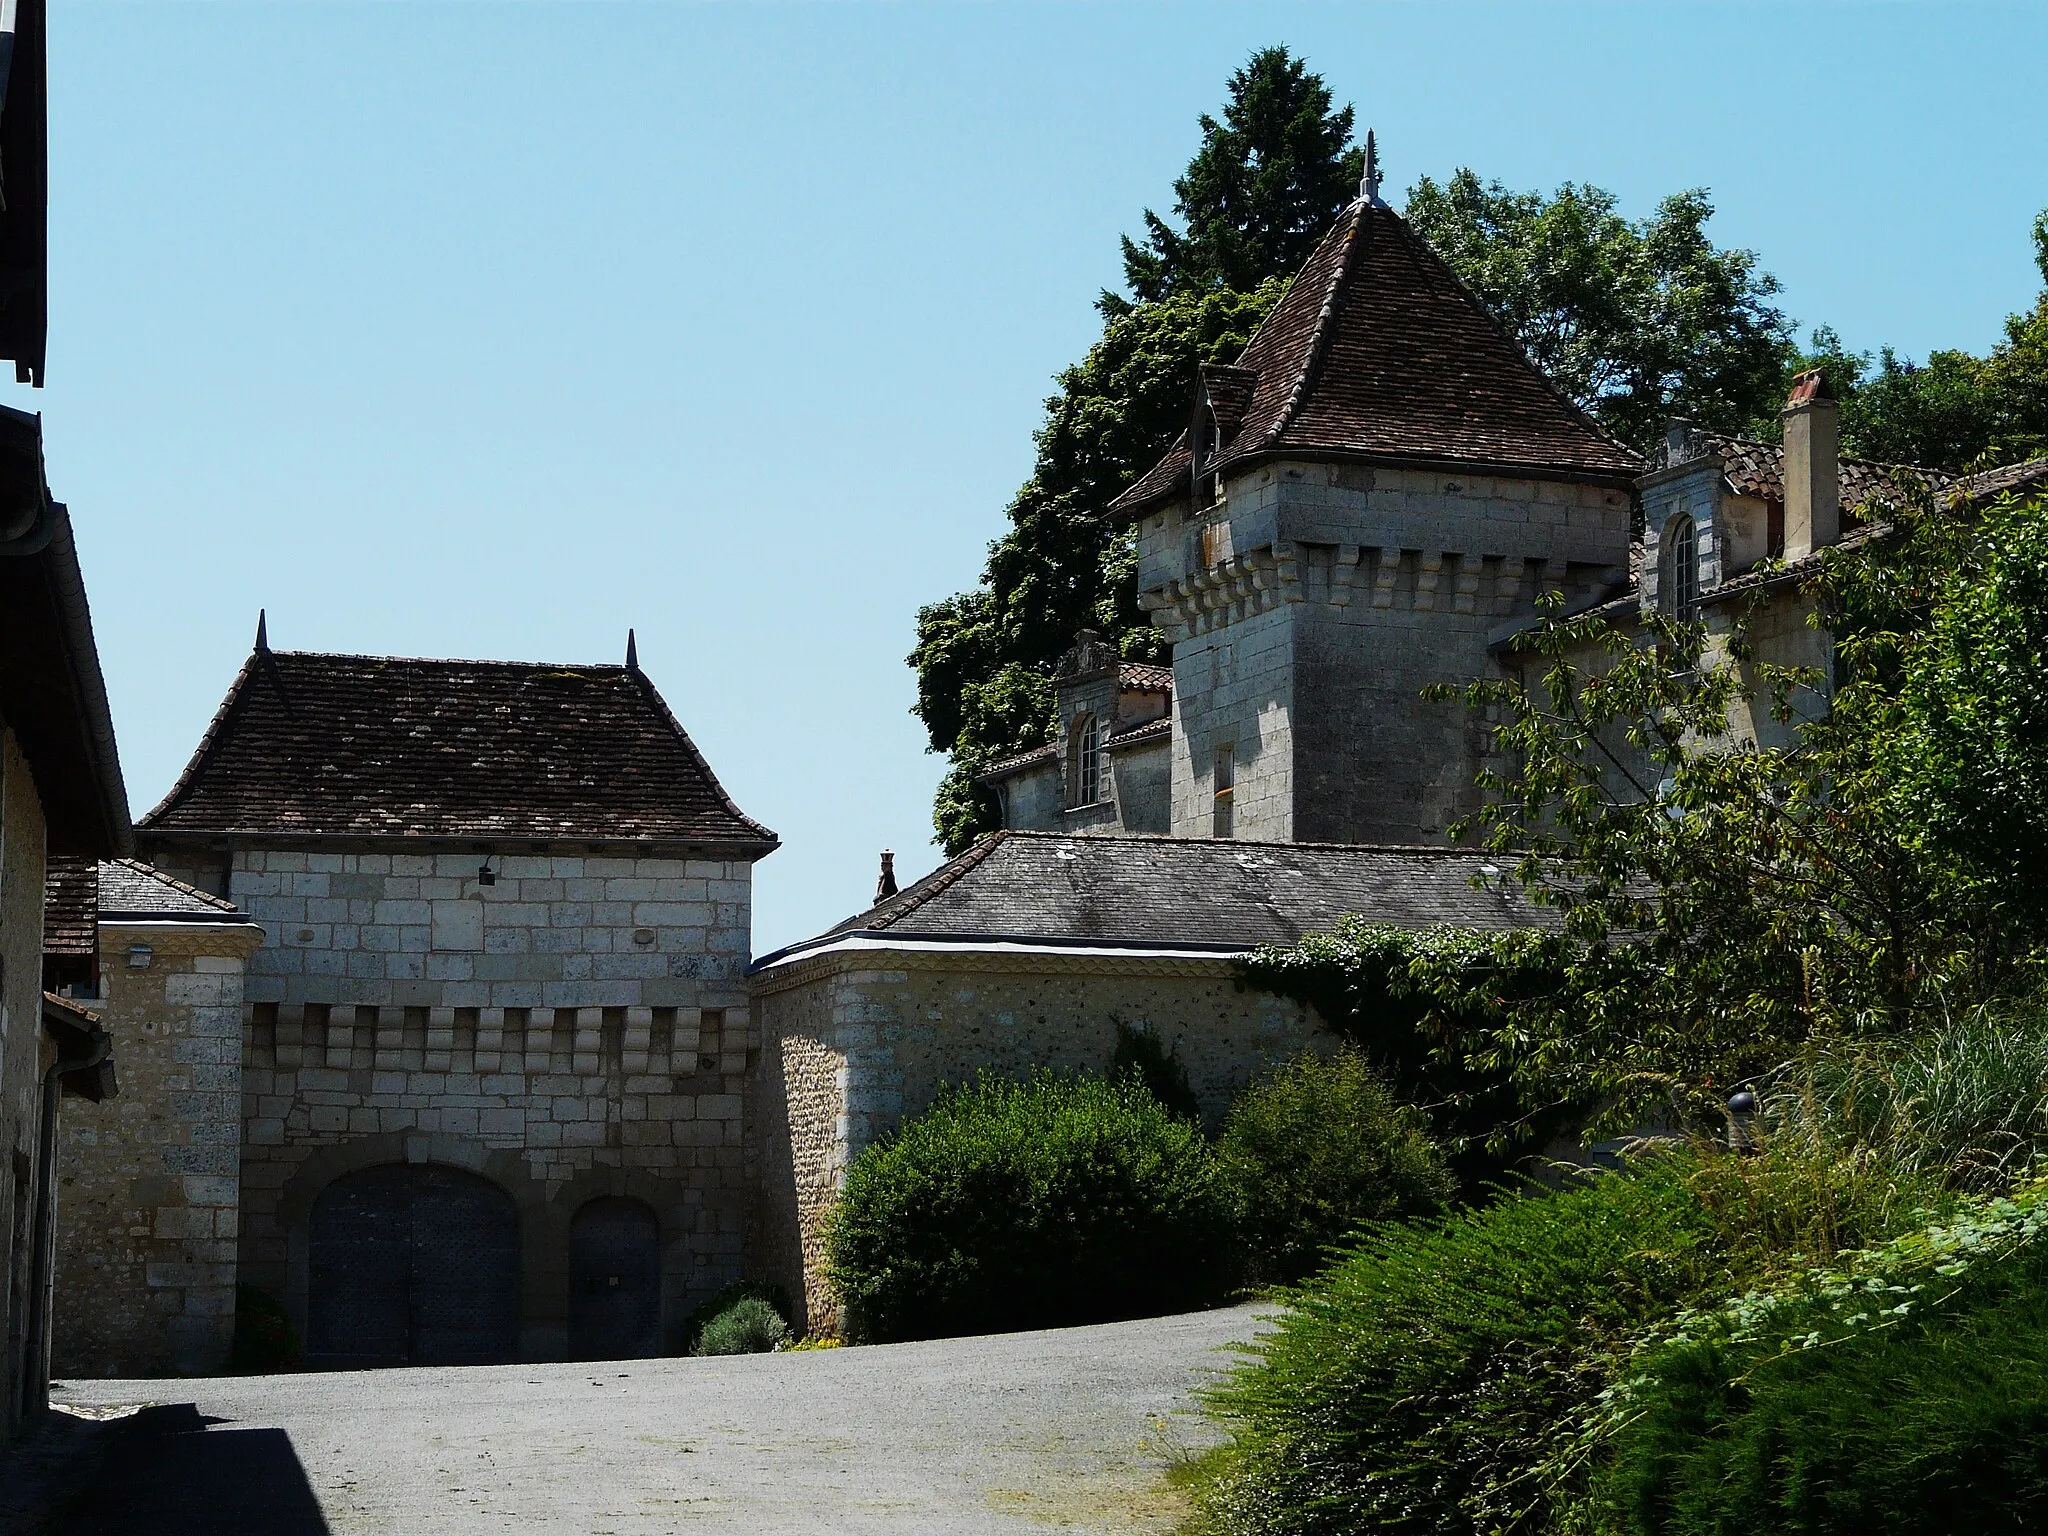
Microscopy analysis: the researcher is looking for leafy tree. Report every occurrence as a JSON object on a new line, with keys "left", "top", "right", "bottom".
{"left": 910, "top": 282, "right": 1288, "bottom": 849}
{"left": 1400, "top": 488, "right": 2048, "bottom": 1131}
{"left": 1404, "top": 172, "right": 1794, "bottom": 452}
{"left": 1116, "top": 46, "right": 1365, "bottom": 307}
{"left": 1772, "top": 208, "right": 2048, "bottom": 470}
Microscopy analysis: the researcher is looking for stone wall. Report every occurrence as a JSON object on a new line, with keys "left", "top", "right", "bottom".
{"left": 51, "top": 918, "right": 263, "bottom": 1377}
{"left": 131, "top": 843, "right": 765, "bottom": 1358}
{"left": 1137, "top": 461, "right": 1632, "bottom": 846}
{"left": 750, "top": 945, "right": 1334, "bottom": 1331}
{"left": 0, "top": 725, "right": 48, "bottom": 1436}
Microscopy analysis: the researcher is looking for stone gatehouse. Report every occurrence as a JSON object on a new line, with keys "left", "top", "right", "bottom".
{"left": 132, "top": 631, "right": 777, "bottom": 1366}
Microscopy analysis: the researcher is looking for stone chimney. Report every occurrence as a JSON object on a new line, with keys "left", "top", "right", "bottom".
{"left": 875, "top": 850, "right": 897, "bottom": 903}
{"left": 1782, "top": 369, "right": 1839, "bottom": 560}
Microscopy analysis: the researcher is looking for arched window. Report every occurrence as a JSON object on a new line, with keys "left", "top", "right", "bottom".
{"left": 1067, "top": 713, "right": 1105, "bottom": 809}
{"left": 1662, "top": 514, "right": 1700, "bottom": 617}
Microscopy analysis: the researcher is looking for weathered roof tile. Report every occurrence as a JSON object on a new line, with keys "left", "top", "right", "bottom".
{"left": 1114, "top": 201, "right": 1640, "bottom": 516}
{"left": 815, "top": 830, "right": 1541, "bottom": 949}
{"left": 139, "top": 649, "right": 776, "bottom": 850}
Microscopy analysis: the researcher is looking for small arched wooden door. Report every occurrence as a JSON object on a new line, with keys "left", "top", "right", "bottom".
{"left": 306, "top": 1164, "right": 520, "bottom": 1369}
{"left": 568, "top": 1197, "right": 662, "bottom": 1359}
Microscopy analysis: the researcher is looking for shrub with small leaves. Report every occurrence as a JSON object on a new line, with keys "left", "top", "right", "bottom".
{"left": 1218, "top": 1048, "right": 1453, "bottom": 1284}
{"left": 825, "top": 1071, "right": 1235, "bottom": 1343}
{"left": 693, "top": 1295, "right": 789, "bottom": 1356}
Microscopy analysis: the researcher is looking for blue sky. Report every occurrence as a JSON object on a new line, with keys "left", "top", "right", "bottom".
{"left": 26, "top": 1, "right": 2048, "bottom": 950}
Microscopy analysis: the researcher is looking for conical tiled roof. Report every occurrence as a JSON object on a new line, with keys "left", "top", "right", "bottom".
{"left": 1112, "top": 200, "right": 1640, "bottom": 517}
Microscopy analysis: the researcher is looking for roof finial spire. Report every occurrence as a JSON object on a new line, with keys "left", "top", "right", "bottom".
{"left": 254, "top": 609, "right": 268, "bottom": 652}
{"left": 625, "top": 627, "right": 639, "bottom": 670}
{"left": 1359, "top": 129, "right": 1385, "bottom": 208}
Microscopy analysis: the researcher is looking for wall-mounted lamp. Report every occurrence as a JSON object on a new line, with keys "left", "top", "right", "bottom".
{"left": 125, "top": 944, "right": 153, "bottom": 970}
{"left": 477, "top": 858, "right": 497, "bottom": 887}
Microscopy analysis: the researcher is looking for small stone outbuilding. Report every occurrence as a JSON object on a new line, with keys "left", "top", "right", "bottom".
{"left": 51, "top": 861, "right": 263, "bottom": 1377}
{"left": 134, "top": 632, "right": 777, "bottom": 1367}
{"left": 749, "top": 830, "right": 1534, "bottom": 1331}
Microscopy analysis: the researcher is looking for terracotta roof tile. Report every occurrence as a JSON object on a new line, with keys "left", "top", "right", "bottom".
{"left": 1672, "top": 430, "right": 1950, "bottom": 512}
{"left": 42, "top": 857, "right": 97, "bottom": 956}
{"left": 139, "top": 650, "right": 776, "bottom": 850}
{"left": 1107, "top": 716, "right": 1172, "bottom": 750}
{"left": 1951, "top": 457, "right": 2048, "bottom": 505}
{"left": 1114, "top": 201, "right": 1639, "bottom": 517}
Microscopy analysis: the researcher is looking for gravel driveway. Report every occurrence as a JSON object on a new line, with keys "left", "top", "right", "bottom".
{"left": 49, "top": 1304, "right": 1268, "bottom": 1534}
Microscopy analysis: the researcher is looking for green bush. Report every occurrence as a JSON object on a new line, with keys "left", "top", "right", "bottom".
{"left": 1196, "top": 1148, "right": 1935, "bottom": 1536}
{"left": 1218, "top": 1048, "right": 1454, "bottom": 1284}
{"left": 1589, "top": 1177, "right": 2048, "bottom": 1535}
{"left": 825, "top": 1071, "right": 1235, "bottom": 1343}
{"left": 693, "top": 1295, "right": 789, "bottom": 1356}
{"left": 679, "top": 1279, "right": 792, "bottom": 1355}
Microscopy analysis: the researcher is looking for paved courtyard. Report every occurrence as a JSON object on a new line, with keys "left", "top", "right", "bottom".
{"left": 47, "top": 1305, "right": 1267, "bottom": 1534}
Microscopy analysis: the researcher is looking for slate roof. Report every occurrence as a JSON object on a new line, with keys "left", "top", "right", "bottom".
{"left": 96, "top": 858, "right": 244, "bottom": 922}
{"left": 140, "top": 648, "right": 777, "bottom": 851}
{"left": 791, "top": 830, "right": 1542, "bottom": 954}
{"left": 42, "top": 857, "right": 97, "bottom": 956}
{"left": 1112, "top": 199, "right": 1640, "bottom": 517}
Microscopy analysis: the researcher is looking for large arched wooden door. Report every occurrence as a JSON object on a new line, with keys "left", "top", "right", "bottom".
{"left": 568, "top": 1197, "right": 661, "bottom": 1359}
{"left": 306, "top": 1164, "right": 520, "bottom": 1369}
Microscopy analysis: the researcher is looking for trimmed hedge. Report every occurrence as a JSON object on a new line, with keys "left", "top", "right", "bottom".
{"left": 825, "top": 1072, "right": 1235, "bottom": 1343}
{"left": 1218, "top": 1048, "right": 1453, "bottom": 1284}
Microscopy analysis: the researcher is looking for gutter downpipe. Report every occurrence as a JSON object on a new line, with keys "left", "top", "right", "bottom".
{"left": 20, "top": 1026, "right": 110, "bottom": 1423}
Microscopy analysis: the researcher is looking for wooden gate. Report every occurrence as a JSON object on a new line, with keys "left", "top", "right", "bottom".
{"left": 306, "top": 1164, "right": 520, "bottom": 1369}
{"left": 568, "top": 1197, "right": 661, "bottom": 1359}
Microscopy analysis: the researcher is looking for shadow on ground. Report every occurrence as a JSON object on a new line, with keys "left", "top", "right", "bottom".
{"left": 58, "top": 1404, "right": 328, "bottom": 1535}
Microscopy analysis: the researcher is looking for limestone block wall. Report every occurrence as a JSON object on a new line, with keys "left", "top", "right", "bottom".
{"left": 750, "top": 946, "right": 1334, "bottom": 1331}
{"left": 1108, "top": 739, "right": 1171, "bottom": 834}
{"left": 142, "top": 844, "right": 765, "bottom": 1358}
{"left": 1141, "top": 462, "right": 1632, "bottom": 845}
{"left": 993, "top": 762, "right": 1064, "bottom": 833}
{"left": 52, "top": 919, "right": 263, "bottom": 1377}
{"left": 0, "top": 726, "right": 48, "bottom": 1438}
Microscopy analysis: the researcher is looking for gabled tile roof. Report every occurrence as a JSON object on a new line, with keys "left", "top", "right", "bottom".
{"left": 96, "top": 857, "right": 244, "bottom": 921}
{"left": 805, "top": 830, "right": 1542, "bottom": 951}
{"left": 1112, "top": 200, "right": 1640, "bottom": 517}
{"left": 139, "top": 649, "right": 777, "bottom": 851}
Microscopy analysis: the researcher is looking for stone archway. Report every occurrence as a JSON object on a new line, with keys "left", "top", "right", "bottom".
{"left": 305, "top": 1162, "right": 521, "bottom": 1369}
{"left": 567, "top": 1197, "right": 661, "bottom": 1360}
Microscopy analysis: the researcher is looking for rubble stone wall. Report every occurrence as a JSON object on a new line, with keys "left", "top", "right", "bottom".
{"left": 751, "top": 946, "right": 1333, "bottom": 1332}
{"left": 51, "top": 920, "right": 262, "bottom": 1377}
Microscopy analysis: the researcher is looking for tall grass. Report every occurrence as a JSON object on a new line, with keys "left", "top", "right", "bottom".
{"left": 1763, "top": 1007, "right": 2048, "bottom": 1190}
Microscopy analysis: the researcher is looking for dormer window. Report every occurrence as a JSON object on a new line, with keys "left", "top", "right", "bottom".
{"left": 1662, "top": 514, "right": 1700, "bottom": 618}
{"left": 1066, "top": 713, "right": 1108, "bottom": 809}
